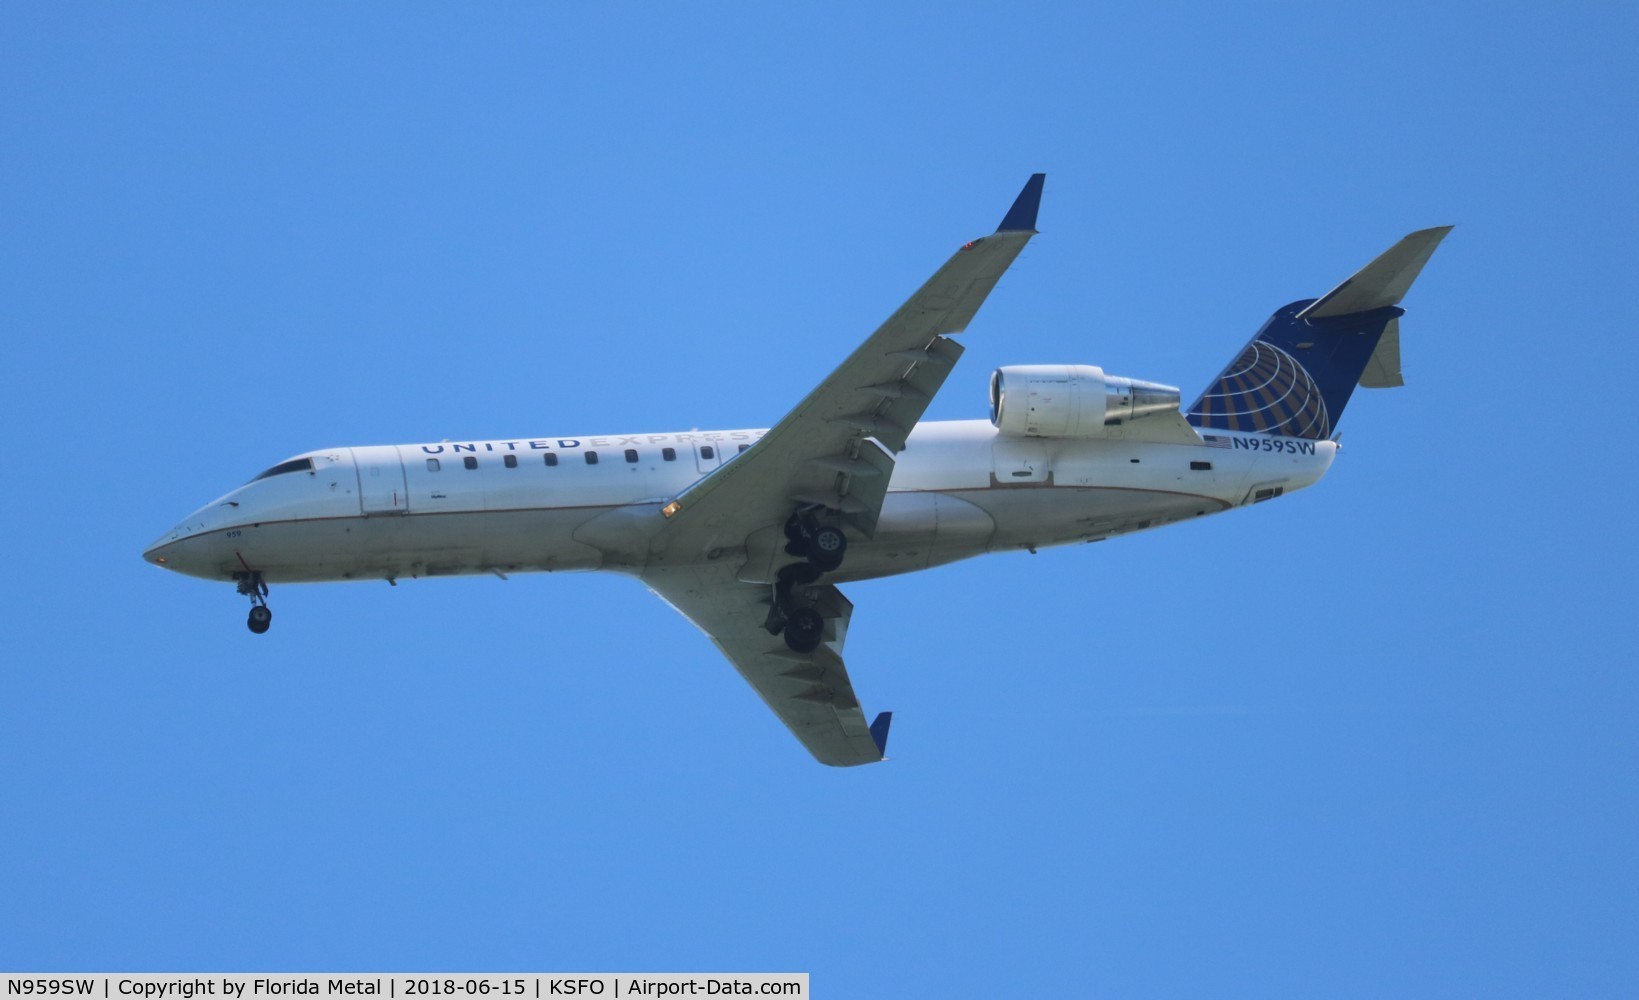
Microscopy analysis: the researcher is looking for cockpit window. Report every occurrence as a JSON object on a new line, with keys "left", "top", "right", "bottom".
{"left": 251, "top": 458, "right": 314, "bottom": 482}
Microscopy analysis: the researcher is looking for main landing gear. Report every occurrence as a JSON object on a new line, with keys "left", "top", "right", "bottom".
{"left": 236, "top": 570, "right": 272, "bottom": 634}
{"left": 782, "top": 606, "right": 826, "bottom": 652}
{"left": 784, "top": 510, "right": 847, "bottom": 572}
{"left": 766, "top": 509, "right": 849, "bottom": 654}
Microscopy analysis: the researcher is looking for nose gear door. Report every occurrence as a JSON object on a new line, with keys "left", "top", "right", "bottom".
{"left": 352, "top": 446, "right": 409, "bottom": 514}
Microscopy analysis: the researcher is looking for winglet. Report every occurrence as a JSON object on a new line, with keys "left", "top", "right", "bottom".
{"left": 996, "top": 174, "right": 1046, "bottom": 233}
{"left": 869, "top": 711, "right": 894, "bottom": 757}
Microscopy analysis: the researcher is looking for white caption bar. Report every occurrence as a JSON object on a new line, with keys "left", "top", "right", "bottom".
{"left": 2, "top": 976, "right": 808, "bottom": 1000}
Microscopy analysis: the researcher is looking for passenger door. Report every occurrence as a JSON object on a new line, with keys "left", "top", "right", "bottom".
{"left": 352, "top": 446, "right": 409, "bottom": 514}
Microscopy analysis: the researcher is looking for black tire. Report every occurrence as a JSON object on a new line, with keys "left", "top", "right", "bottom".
{"left": 782, "top": 607, "right": 825, "bottom": 653}
{"left": 778, "top": 562, "right": 822, "bottom": 586}
{"left": 248, "top": 606, "right": 272, "bottom": 634}
{"left": 809, "top": 526, "right": 847, "bottom": 570}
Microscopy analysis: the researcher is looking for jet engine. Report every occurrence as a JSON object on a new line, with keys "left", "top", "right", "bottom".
{"left": 989, "top": 365, "right": 1182, "bottom": 438}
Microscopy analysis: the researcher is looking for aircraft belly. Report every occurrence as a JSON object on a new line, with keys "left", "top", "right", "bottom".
{"left": 827, "top": 491, "right": 996, "bottom": 583}
{"left": 962, "top": 485, "right": 1231, "bottom": 552}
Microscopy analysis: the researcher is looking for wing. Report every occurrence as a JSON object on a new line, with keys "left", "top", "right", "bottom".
{"left": 656, "top": 174, "right": 1044, "bottom": 552}
{"left": 642, "top": 175, "right": 1044, "bottom": 764}
{"left": 645, "top": 565, "right": 891, "bottom": 767}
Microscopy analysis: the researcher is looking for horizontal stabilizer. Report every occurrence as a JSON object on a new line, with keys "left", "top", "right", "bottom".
{"left": 1297, "top": 226, "right": 1453, "bottom": 320}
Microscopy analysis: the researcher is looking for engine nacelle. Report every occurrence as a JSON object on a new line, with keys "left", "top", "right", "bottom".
{"left": 989, "top": 365, "right": 1182, "bottom": 438}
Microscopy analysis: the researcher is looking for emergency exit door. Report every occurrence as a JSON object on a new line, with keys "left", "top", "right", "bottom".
{"left": 694, "top": 442, "right": 725, "bottom": 474}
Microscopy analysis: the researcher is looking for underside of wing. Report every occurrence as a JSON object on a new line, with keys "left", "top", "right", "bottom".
{"left": 646, "top": 567, "right": 891, "bottom": 767}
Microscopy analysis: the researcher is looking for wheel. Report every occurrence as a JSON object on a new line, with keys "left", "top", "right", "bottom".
{"left": 247, "top": 605, "right": 272, "bottom": 634}
{"left": 808, "top": 526, "right": 847, "bottom": 571}
{"left": 783, "top": 607, "right": 825, "bottom": 653}
{"left": 811, "top": 526, "right": 846, "bottom": 558}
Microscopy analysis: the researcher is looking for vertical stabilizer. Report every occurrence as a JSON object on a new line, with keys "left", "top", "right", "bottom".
{"left": 1187, "top": 228, "right": 1451, "bottom": 439}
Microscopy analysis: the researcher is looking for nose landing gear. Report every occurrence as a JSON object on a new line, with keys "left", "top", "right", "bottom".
{"left": 235, "top": 571, "right": 272, "bottom": 634}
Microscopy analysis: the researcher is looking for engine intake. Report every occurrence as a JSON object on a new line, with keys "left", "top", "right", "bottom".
{"left": 990, "top": 365, "right": 1181, "bottom": 438}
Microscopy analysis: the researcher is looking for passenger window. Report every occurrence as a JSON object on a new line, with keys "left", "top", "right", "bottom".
{"left": 700, "top": 446, "right": 715, "bottom": 459}
{"left": 544, "top": 453, "right": 559, "bottom": 467}
{"left": 426, "top": 458, "right": 441, "bottom": 472}
{"left": 624, "top": 449, "right": 639, "bottom": 463}
{"left": 463, "top": 456, "right": 478, "bottom": 470}
{"left": 585, "top": 451, "right": 599, "bottom": 465}
{"left": 504, "top": 454, "right": 518, "bottom": 468}
{"left": 738, "top": 444, "right": 750, "bottom": 453}
{"left": 1190, "top": 461, "right": 1212, "bottom": 471}
{"left": 662, "top": 447, "right": 676, "bottom": 462}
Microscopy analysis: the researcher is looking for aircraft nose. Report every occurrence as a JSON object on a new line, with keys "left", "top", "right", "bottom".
{"left": 143, "top": 531, "right": 180, "bottom": 568}
{"left": 145, "top": 492, "right": 250, "bottom": 577}
{"left": 144, "top": 512, "right": 212, "bottom": 572}
{"left": 143, "top": 525, "right": 224, "bottom": 579}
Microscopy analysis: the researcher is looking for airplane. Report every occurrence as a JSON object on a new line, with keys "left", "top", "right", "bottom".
{"left": 143, "top": 175, "right": 1450, "bottom": 767}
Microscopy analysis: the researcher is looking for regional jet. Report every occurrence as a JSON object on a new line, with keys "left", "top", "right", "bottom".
{"left": 144, "top": 175, "right": 1450, "bottom": 766}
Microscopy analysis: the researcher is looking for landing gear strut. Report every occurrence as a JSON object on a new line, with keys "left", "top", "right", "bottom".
{"left": 236, "top": 570, "right": 272, "bottom": 634}
{"left": 764, "top": 562, "right": 821, "bottom": 645}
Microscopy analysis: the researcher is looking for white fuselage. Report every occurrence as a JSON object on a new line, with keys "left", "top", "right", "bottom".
{"left": 142, "top": 420, "right": 1335, "bottom": 586}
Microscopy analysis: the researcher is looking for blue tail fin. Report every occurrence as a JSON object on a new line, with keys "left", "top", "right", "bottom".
{"left": 1187, "top": 304, "right": 1398, "bottom": 439}
{"left": 1187, "top": 227, "right": 1451, "bottom": 440}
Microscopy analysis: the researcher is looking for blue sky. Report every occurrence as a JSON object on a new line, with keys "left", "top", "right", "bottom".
{"left": 4, "top": 3, "right": 1637, "bottom": 995}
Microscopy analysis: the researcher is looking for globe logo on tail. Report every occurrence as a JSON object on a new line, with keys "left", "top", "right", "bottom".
{"left": 1189, "top": 340, "right": 1331, "bottom": 440}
